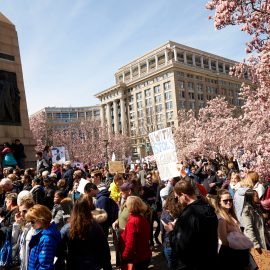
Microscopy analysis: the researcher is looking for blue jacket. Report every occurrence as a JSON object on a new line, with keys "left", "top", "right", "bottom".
{"left": 28, "top": 222, "right": 61, "bottom": 270}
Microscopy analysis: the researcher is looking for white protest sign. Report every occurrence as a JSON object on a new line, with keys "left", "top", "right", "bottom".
{"left": 149, "top": 127, "right": 179, "bottom": 180}
{"left": 51, "top": 147, "right": 65, "bottom": 164}
{"left": 77, "top": 178, "right": 89, "bottom": 194}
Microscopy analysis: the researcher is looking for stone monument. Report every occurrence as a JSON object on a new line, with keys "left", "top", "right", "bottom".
{"left": 0, "top": 12, "right": 35, "bottom": 167}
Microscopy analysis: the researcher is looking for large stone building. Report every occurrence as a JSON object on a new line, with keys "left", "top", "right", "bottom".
{"left": 0, "top": 12, "right": 35, "bottom": 166}
{"left": 95, "top": 40, "right": 246, "bottom": 158}
{"left": 31, "top": 106, "right": 100, "bottom": 130}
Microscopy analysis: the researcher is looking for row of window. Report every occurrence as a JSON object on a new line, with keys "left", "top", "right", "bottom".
{"left": 46, "top": 111, "right": 100, "bottom": 119}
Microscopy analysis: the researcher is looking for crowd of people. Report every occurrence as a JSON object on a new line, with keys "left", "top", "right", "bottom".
{"left": 0, "top": 142, "right": 270, "bottom": 270}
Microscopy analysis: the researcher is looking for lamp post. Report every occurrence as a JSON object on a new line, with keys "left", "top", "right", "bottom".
{"left": 103, "top": 139, "right": 109, "bottom": 166}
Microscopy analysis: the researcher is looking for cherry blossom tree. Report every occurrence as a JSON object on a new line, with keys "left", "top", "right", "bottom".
{"left": 175, "top": 97, "right": 242, "bottom": 164}
{"left": 29, "top": 111, "right": 52, "bottom": 151}
{"left": 202, "top": 0, "right": 270, "bottom": 176}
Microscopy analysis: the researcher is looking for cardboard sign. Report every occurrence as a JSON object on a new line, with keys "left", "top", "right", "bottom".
{"left": 51, "top": 146, "right": 65, "bottom": 164}
{"left": 250, "top": 248, "right": 270, "bottom": 270}
{"left": 77, "top": 178, "right": 89, "bottom": 194}
{"left": 149, "top": 127, "right": 179, "bottom": 180}
{"left": 108, "top": 161, "right": 125, "bottom": 174}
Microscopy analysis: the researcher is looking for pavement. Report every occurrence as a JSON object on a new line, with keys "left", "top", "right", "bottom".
{"left": 108, "top": 234, "right": 168, "bottom": 270}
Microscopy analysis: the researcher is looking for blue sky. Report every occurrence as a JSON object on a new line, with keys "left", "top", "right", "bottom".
{"left": 0, "top": 0, "right": 248, "bottom": 115}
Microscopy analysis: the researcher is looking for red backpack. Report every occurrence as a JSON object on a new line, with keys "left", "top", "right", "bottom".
{"left": 261, "top": 185, "right": 270, "bottom": 211}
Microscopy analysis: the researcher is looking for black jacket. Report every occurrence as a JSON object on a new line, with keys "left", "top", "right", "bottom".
{"left": 171, "top": 197, "right": 218, "bottom": 270}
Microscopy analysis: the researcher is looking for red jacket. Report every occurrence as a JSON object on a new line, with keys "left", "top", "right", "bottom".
{"left": 121, "top": 214, "right": 152, "bottom": 264}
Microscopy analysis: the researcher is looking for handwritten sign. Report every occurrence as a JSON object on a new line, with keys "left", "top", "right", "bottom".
{"left": 51, "top": 146, "right": 65, "bottom": 164}
{"left": 149, "top": 127, "right": 179, "bottom": 180}
{"left": 108, "top": 161, "right": 125, "bottom": 174}
{"left": 250, "top": 248, "right": 270, "bottom": 270}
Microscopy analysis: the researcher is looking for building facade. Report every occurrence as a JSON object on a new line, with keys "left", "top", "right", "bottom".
{"left": 31, "top": 106, "right": 100, "bottom": 129}
{"left": 95, "top": 41, "right": 246, "bottom": 157}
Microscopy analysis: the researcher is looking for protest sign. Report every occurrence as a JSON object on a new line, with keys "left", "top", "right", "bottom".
{"left": 51, "top": 146, "right": 65, "bottom": 164}
{"left": 149, "top": 127, "right": 179, "bottom": 180}
{"left": 77, "top": 178, "right": 89, "bottom": 194}
{"left": 108, "top": 161, "right": 125, "bottom": 173}
{"left": 250, "top": 248, "right": 270, "bottom": 270}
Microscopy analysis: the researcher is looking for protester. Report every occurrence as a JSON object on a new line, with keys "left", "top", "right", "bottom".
{"left": 35, "top": 151, "right": 49, "bottom": 176}
{"left": 163, "top": 180, "right": 218, "bottom": 270}
{"left": 241, "top": 189, "right": 270, "bottom": 251}
{"left": 1, "top": 142, "right": 17, "bottom": 168}
{"left": 216, "top": 189, "right": 250, "bottom": 270}
{"left": 60, "top": 198, "right": 112, "bottom": 270}
{"left": 26, "top": 204, "right": 61, "bottom": 270}
{"left": 120, "top": 196, "right": 152, "bottom": 270}
{"left": 109, "top": 173, "right": 123, "bottom": 203}
{"left": 12, "top": 139, "right": 26, "bottom": 169}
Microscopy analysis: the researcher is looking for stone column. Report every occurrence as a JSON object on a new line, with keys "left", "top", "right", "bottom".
{"left": 155, "top": 55, "right": 158, "bottom": 69}
{"left": 183, "top": 51, "right": 187, "bottom": 64}
{"left": 120, "top": 98, "right": 127, "bottom": 134}
{"left": 122, "top": 72, "right": 125, "bottom": 82}
{"left": 216, "top": 61, "right": 219, "bottom": 72}
{"left": 200, "top": 56, "right": 204, "bottom": 68}
{"left": 100, "top": 104, "right": 105, "bottom": 127}
{"left": 146, "top": 59, "right": 149, "bottom": 73}
{"left": 223, "top": 63, "right": 226, "bottom": 73}
{"left": 138, "top": 63, "right": 141, "bottom": 77}
{"left": 106, "top": 103, "right": 112, "bottom": 134}
{"left": 113, "top": 100, "right": 119, "bottom": 133}
{"left": 164, "top": 49, "right": 168, "bottom": 64}
{"left": 130, "top": 67, "right": 133, "bottom": 80}
{"left": 208, "top": 59, "right": 212, "bottom": 70}
{"left": 192, "top": 54, "right": 196, "bottom": 66}
{"left": 173, "top": 47, "right": 177, "bottom": 61}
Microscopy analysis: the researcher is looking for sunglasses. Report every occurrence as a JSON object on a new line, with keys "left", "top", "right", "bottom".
{"left": 222, "top": 199, "right": 233, "bottom": 204}
{"left": 30, "top": 220, "right": 37, "bottom": 225}
{"left": 20, "top": 210, "right": 27, "bottom": 214}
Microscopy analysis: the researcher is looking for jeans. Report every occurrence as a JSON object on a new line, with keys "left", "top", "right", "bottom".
{"left": 163, "top": 246, "right": 172, "bottom": 269}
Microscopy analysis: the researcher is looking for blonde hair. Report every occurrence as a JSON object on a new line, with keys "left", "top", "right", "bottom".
{"left": 25, "top": 204, "right": 52, "bottom": 228}
{"left": 245, "top": 171, "right": 259, "bottom": 184}
{"left": 240, "top": 176, "right": 254, "bottom": 188}
{"left": 126, "top": 196, "right": 147, "bottom": 215}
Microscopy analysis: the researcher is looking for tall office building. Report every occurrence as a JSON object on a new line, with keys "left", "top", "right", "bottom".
{"left": 31, "top": 106, "right": 100, "bottom": 129}
{"left": 99, "top": 41, "right": 246, "bottom": 158}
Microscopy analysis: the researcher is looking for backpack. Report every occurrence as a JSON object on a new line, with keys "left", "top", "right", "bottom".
{"left": 261, "top": 186, "right": 270, "bottom": 211}
{"left": 108, "top": 198, "right": 119, "bottom": 225}
{"left": 0, "top": 229, "right": 12, "bottom": 267}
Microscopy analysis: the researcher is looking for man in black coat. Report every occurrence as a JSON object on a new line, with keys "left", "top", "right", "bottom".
{"left": 162, "top": 180, "right": 218, "bottom": 270}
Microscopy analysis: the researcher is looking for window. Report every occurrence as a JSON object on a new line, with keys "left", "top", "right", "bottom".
{"left": 145, "top": 88, "right": 151, "bottom": 97}
{"left": 188, "top": 82, "right": 194, "bottom": 90}
{"left": 154, "top": 85, "right": 160, "bottom": 94}
{"left": 179, "top": 101, "right": 185, "bottom": 109}
{"left": 198, "top": 93, "right": 204, "bottom": 101}
{"left": 156, "top": 114, "right": 163, "bottom": 122}
{"left": 130, "top": 112, "right": 135, "bottom": 120}
{"left": 166, "top": 111, "right": 173, "bottom": 120}
{"left": 0, "top": 53, "right": 15, "bottom": 61}
{"left": 164, "top": 81, "right": 171, "bottom": 91}
{"left": 146, "top": 107, "right": 153, "bottom": 114}
{"left": 155, "top": 104, "right": 163, "bottom": 113}
{"left": 196, "top": 83, "right": 203, "bottom": 92}
{"left": 165, "top": 91, "right": 172, "bottom": 100}
{"left": 189, "top": 92, "right": 195, "bottom": 100}
{"left": 180, "top": 91, "right": 185, "bottom": 99}
{"left": 62, "top": 113, "right": 69, "bottom": 119}
{"left": 176, "top": 71, "right": 185, "bottom": 77}
{"left": 137, "top": 101, "right": 143, "bottom": 109}
{"left": 146, "top": 98, "right": 152, "bottom": 107}
{"left": 189, "top": 101, "right": 195, "bottom": 109}
{"left": 78, "top": 112, "right": 85, "bottom": 118}
{"left": 155, "top": 95, "right": 162, "bottom": 103}
{"left": 137, "top": 110, "right": 144, "bottom": 118}
{"left": 178, "top": 81, "right": 184, "bottom": 89}
{"left": 136, "top": 92, "right": 142, "bottom": 100}
{"left": 187, "top": 73, "right": 194, "bottom": 78}
{"left": 165, "top": 101, "right": 173, "bottom": 110}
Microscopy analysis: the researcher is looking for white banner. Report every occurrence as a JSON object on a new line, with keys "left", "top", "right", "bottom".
{"left": 51, "top": 146, "right": 66, "bottom": 164}
{"left": 77, "top": 178, "right": 89, "bottom": 194}
{"left": 149, "top": 127, "right": 179, "bottom": 180}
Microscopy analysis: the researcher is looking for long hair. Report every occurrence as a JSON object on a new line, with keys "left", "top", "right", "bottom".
{"left": 164, "top": 191, "right": 183, "bottom": 219}
{"left": 69, "top": 198, "right": 94, "bottom": 240}
{"left": 216, "top": 189, "right": 239, "bottom": 226}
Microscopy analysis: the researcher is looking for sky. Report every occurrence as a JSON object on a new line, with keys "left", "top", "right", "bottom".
{"left": 0, "top": 0, "right": 249, "bottom": 115}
